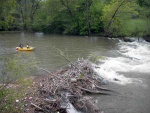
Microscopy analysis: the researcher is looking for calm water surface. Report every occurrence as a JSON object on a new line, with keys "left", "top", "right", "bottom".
{"left": 0, "top": 32, "right": 118, "bottom": 71}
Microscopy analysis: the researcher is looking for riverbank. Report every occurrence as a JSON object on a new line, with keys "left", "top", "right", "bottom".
{"left": 1, "top": 59, "right": 110, "bottom": 113}
{"left": 1, "top": 62, "right": 150, "bottom": 113}
{"left": 0, "top": 77, "right": 34, "bottom": 113}
{"left": 0, "top": 31, "right": 149, "bottom": 43}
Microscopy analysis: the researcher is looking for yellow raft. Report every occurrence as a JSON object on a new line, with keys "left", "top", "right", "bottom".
{"left": 16, "top": 47, "right": 35, "bottom": 51}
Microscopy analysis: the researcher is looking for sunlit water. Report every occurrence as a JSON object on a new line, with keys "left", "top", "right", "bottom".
{"left": 0, "top": 32, "right": 149, "bottom": 86}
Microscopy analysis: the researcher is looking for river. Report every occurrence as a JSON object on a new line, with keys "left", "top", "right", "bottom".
{"left": 0, "top": 32, "right": 150, "bottom": 113}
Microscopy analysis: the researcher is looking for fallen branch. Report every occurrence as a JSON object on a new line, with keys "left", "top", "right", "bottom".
{"left": 29, "top": 59, "right": 113, "bottom": 113}
{"left": 38, "top": 67, "right": 52, "bottom": 75}
{"left": 77, "top": 86, "right": 111, "bottom": 95}
{"left": 31, "top": 102, "right": 43, "bottom": 110}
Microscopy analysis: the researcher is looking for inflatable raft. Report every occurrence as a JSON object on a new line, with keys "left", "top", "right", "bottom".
{"left": 16, "top": 47, "right": 35, "bottom": 51}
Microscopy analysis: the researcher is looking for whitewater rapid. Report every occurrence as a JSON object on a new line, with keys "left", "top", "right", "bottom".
{"left": 93, "top": 39, "right": 150, "bottom": 85}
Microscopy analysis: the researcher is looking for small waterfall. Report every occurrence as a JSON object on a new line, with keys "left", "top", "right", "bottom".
{"left": 93, "top": 40, "right": 150, "bottom": 85}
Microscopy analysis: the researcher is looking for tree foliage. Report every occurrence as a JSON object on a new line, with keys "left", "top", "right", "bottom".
{"left": 0, "top": 54, "right": 37, "bottom": 86}
{"left": 0, "top": 0, "right": 149, "bottom": 37}
{"left": 0, "top": 0, "right": 17, "bottom": 30}
{"left": 16, "top": 0, "right": 41, "bottom": 31}
{"left": 101, "top": 0, "right": 139, "bottom": 36}
{"left": 137, "top": 0, "right": 150, "bottom": 36}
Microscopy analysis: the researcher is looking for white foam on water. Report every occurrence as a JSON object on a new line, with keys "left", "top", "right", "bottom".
{"left": 119, "top": 41, "right": 150, "bottom": 73}
{"left": 67, "top": 103, "right": 81, "bottom": 113}
{"left": 93, "top": 40, "right": 150, "bottom": 85}
{"left": 120, "top": 41, "right": 150, "bottom": 60}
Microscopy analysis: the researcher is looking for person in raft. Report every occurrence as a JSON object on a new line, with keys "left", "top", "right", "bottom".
{"left": 26, "top": 43, "right": 29, "bottom": 48}
{"left": 19, "top": 43, "right": 23, "bottom": 48}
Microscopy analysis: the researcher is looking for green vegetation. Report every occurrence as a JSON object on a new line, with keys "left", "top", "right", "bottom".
{"left": 0, "top": 54, "right": 37, "bottom": 86}
{"left": 0, "top": 54, "right": 37, "bottom": 113}
{"left": 0, "top": 0, "right": 149, "bottom": 37}
{"left": 124, "top": 19, "right": 148, "bottom": 36}
{"left": 0, "top": 78, "right": 33, "bottom": 113}
{"left": 88, "top": 53, "right": 106, "bottom": 64}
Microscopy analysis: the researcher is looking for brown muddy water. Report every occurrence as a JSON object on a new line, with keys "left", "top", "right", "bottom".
{"left": 0, "top": 32, "right": 150, "bottom": 113}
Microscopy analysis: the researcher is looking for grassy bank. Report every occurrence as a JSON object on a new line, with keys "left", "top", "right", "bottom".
{"left": 0, "top": 77, "right": 33, "bottom": 113}
{"left": 0, "top": 53, "right": 37, "bottom": 113}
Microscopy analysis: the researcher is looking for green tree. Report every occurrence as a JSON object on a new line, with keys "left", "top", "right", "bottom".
{"left": 16, "top": 0, "right": 41, "bottom": 31}
{"left": 89, "top": 0, "right": 104, "bottom": 34}
{"left": 0, "top": 0, "right": 17, "bottom": 30}
{"left": 0, "top": 54, "right": 36, "bottom": 113}
{"left": 101, "top": 0, "right": 138, "bottom": 37}
{"left": 0, "top": 54, "right": 37, "bottom": 88}
{"left": 137, "top": 0, "right": 150, "bottom": 36}
{"left": 33, "top": 0, "right": 63, "bottom": 33}
{"left": 33, "top": 0, "right": 104, "bottom": 35}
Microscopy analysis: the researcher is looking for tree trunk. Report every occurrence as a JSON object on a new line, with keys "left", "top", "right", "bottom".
{"left": 86, "top": 0, "right": 91, "bottom": 36}
{"left": 104, "top": 0, "right": 125, "bottom": 36}
{"left": 60, "top": 0, "right": 73, "bottom": 17}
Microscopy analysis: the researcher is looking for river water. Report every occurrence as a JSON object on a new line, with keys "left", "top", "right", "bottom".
{"left": 0, "top": 32, "right": 150, "bottom": 113}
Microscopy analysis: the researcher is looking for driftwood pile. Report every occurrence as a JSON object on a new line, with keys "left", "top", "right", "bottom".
{"left": 29, "top": 59, "right": 111, "bottom": 113}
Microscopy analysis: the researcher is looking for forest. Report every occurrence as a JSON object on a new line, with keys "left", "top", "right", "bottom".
{"left": 0, "top": 0, "right": 150, "bottom": 37}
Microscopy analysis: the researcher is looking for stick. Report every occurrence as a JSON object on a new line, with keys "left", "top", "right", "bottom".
{"left": 77, "top": 86, "right": 111, "bottom": 95}
{"left": 31, "top": 102, "right": 43, "bottom": 110}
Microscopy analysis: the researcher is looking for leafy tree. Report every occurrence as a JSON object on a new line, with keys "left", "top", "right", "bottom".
{"left": 89, "top": 0, "right": 104, "bottom": 34}
{"left": 0, "top": 53, "right": 37, "bottom": 88}
{"left": 0, "top": 0, "right": 148, "bottom": 37}
{"left": 33, "top": 0, "right": 105, "bottom": 35}
{"left": 101, "top": 0, "right": 138, "bottom": 37}
{"left": 33, "top": 0, "right": 63, "bottom": 33}
{"left": 0, "top": 54, "right": 36, "bottom": 113}
{"left": 0, "top": 0, "right": 17, "bottom": 30}
{"left": 16, "top": 0, "right": 41, "bottom": 31}
{"left": 137, "top": 0, "right": 150, "bottom": 8}
{"left": 137, "top": 0, "right": 150, "bottom": 36}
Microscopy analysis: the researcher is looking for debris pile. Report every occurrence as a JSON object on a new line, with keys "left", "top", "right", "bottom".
{"left": 29, "top": 59, "right": 111, "bottom": 113}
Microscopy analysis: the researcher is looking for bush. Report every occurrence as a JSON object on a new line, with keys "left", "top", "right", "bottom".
{"left": 0, "top": 54, "right": 36, "bottom": 113}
